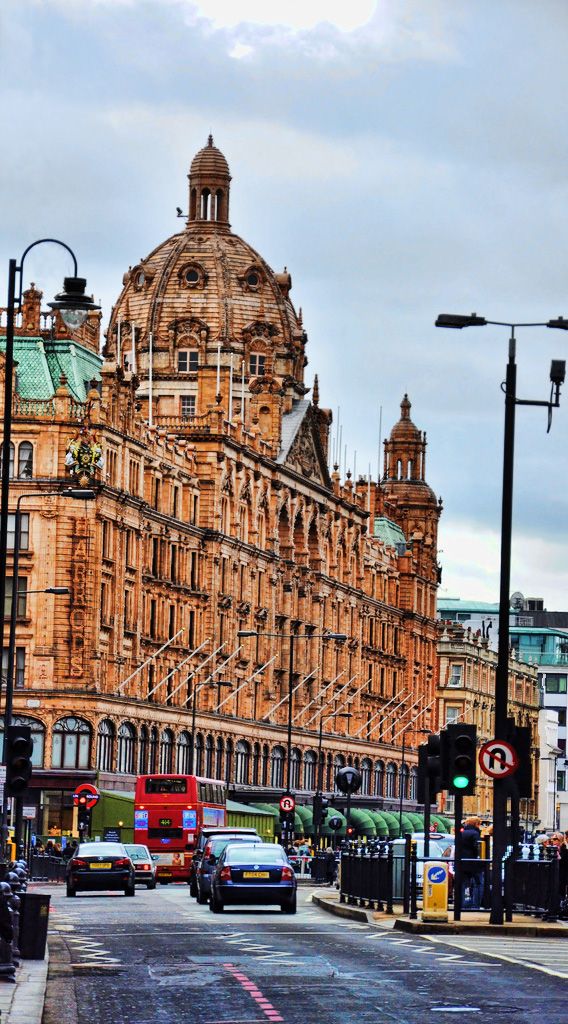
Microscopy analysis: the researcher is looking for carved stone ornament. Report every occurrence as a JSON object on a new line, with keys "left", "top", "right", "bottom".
{"left": 248, "top": 373, "right": 284, "bottom": 395}
{"left": 218, "top": 594, "right": 232, "bottom": 610}
{"left": 285, "top": 419, "right": 325, "bottom": 483}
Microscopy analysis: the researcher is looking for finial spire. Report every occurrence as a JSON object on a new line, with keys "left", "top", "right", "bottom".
{"left": 313, "top": 374, "right": 319, "bottom": 407}
{"left": 208, "top": 133, "right": 214, "bottom": 146}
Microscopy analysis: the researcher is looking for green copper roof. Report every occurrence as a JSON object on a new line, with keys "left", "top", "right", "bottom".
{"left": 0, "top": 336, "right": 101, "bottom": 402}
{"left": 438, "top": 597, "right": 500, "bottom": 613}
{"left": 374, "top": 516, "right": 406, "bottom": 549}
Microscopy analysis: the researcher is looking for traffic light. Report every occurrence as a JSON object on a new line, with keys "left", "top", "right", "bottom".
{"left": 313, "top": 794, "right": 329, "bottom": 828}
{"left": 442, "top": 723, "right": 477, "bottom": 795}
{"left": 279, "top": 809, "right": 294, "bottom": 834}
{"left": 346, "top": 825, "right": 355, "bottom": 839}
{"left": 5, "top": 725, "right": 33, "bottom": 797}
{"left": 507, "top": 722, "right": 532, "bottom": 798}
{"left": 77, "top": 793, "right": 91, "bottom": 834}
{"left": 417, "top": 733, "right": 444, "bottom": 803}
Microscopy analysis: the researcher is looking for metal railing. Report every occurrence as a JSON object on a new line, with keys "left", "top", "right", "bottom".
{"left": 28, "top": 854, "right": 66, "bottom": 883}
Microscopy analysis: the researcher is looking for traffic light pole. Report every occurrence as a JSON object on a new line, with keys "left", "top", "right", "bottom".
{"left": 453, "top": 793, "right": 464, "bottom": 921}
{"left": 423, "top": 775, "right": 431, "bottom": 858}
{"left": 490, "top": 335, "right": 517, "bottom": 925}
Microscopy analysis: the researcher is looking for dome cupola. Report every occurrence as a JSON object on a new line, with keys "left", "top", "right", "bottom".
{"left": 187, "top": 135, "right": 231, "bottom": 227}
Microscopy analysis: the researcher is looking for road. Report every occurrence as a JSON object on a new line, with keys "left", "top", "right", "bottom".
{"left": 42, "top": 883, "right": 567, "bottom": 1024}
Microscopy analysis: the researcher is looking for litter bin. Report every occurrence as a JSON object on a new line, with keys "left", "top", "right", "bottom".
{"left": 19, "top": 892, "right": 51, "bottom": 959}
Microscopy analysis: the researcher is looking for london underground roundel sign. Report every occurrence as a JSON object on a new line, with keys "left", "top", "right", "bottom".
{"left": 73, "top": 782, "right": 100, "bottom": 810}
{"left": 479, "top": 740, "right": 518, "bottom": 779}
{"left": 279, "top": 794, "right": 295, "bottom": 813}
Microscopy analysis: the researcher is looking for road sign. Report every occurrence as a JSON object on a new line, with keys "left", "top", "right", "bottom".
{"left": 479, "top": 739, "right": 519, "bottom": 779}
{"left": 73, "top": 783, "right": 100, "bottom": 810}
{"left": 279, "top": 794, "right": 295, "bottom": 813}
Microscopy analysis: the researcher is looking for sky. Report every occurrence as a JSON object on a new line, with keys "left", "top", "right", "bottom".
{"left": 1, "top": 0, "right": 568, "bottom": 608}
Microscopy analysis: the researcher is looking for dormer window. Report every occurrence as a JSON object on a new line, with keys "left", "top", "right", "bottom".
{"left": 185, "top": 269, "right": 199, "bottom": 285}
{"left": 178, "top": 350, "right": 199, "bottom": 373}
{"left": 249, "top": 353, "right": 265, "bottom": 376}
{"left": 240, "top": 266, "right": 264, "bottom": 293}
{"left": 178, "top": 262, "right": 207, "bottom": 290}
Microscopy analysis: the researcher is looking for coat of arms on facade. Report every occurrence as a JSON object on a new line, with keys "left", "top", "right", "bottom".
{"left": 65, "top": 428, "right": 104, "bottom": 486}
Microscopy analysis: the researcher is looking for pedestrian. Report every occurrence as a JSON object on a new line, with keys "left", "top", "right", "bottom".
{"left": 550, "top": 833, "right": 568, "bottom": 899}
{"left": 324, "top": 846, "right": 336, "bottom": 885}
{"left": 63, "top": 840, "right": 78, "bottom": 862}
{"left": 461, "top": 815, "right": 483, "bottom": 909}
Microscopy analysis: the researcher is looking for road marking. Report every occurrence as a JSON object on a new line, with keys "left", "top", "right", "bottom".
{"left": 426, "top": 937, "right": 568, "bottom": 979}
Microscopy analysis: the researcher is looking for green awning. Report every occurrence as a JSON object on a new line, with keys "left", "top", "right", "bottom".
{"left": 320, "top": 807, "right": 346, "bottom": 837}
{"left": 406, "top": 813, "right": 424, "bottom": 830}
{"left": 295, "top": 805, "right": 313, "bottom": 829}
{"left": 347, "top": 808, "right": 377, "bottom": 837}
{"left": 365, "top": 810, "right": 390, "bottom": 837}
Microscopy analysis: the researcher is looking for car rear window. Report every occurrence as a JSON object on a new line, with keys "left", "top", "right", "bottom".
{"left": 126, "top": 847, "right": 150, "bottom": 861}
{"left": 78, "top": 843, "right": 126, "bottom": 856}
{"left": 226, "top": 846, "right": 286, "bottom": 864}
{"left": 208, "top": 837, "right": 262, "bottom": 857}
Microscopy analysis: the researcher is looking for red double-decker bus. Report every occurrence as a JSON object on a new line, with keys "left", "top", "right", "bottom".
{"left": 134, "top": 774, "right": 226, "bottom": 883}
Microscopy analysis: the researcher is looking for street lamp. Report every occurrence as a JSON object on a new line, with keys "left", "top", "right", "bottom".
{"left": 237, "top": 629, "right": 347, "bottom": 805}
{"left": 314, "top": 710, "right": 351, "bottom": 848}
{"left": 436, "top": 311, "right": 567, "bottom": 924}
{"left": 1, "top": 487, "right": 96, "bottom": 856}
{"left": 0, "top": 241, "right": 99, "bottom": 693}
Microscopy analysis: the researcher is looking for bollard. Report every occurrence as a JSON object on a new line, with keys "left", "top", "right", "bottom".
{"left": 0, "top": 882, "right": 15, "bottom": 983}
{"left": 7, "top": 873, "right": 21, "bottom": 967}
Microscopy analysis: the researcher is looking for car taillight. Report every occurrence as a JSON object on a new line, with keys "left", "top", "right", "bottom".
{"left": 219, "top": 866, "right": 231, "bottom": 881}
{"left": 281, "top": 866, "right": 294, "bottom": 881}
{"left": 73, "top": 859, "right": 87, "bottom": 870}
{"left": 114, "top": 858, "right": 130, "bottom": 869}
{"left": 142, "top": 863, "right": 150, "bottom": 871}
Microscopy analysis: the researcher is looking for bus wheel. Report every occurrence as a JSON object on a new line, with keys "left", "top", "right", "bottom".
{"left": 159, "top": 880, "right": 169, "bottom": 886}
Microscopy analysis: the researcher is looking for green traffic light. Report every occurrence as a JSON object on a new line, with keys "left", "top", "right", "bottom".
{"left": 453, "top": 775, "right": 469, "bottom": 789}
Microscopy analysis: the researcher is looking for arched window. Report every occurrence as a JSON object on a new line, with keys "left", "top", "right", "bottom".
{"left": 177, "top": 732, "right": 191, "bottom": 774}
{"left": 215, "top": 737, "right": 225, "bottom": 780}
{"left": 409, "top": 766, "right": 418, "bottom": 802}
{"left": 160, "top": 729, "right": 174, "bottom": 773}
{"left": 149, "top": 727, "right": 158, "bottom": 773}
{"left": 53, "top": 717, "right": 91, "bottom": 770}
{"left": 205, "top": 734, "right": 214, "bottom": 778}
{"left": 235, "top": 740, "right": 251, "bottom": 785}
{"left": 373, "top": 760, "right": 384, "bottom": 797}
{"left": 139, "top": 725, "right": 149, "bottom": 774}
{"left": 262, "top": 744, "right": 270, "bottom": 787}
{"left": 290, "top": 747, "right": 301, "bottom": 789}
{"left": 325, "top": 752, "right": 333, "bottom": 791}
{"left": 386, "top": 762, "right": 397, "bottom": 798}
{"left": 18, "top": 442, "right": 33, "bottom": 479}
{"left": 252, "top": 742, "right": 261, "bottom": 786}
{"left": 399, "top": 763, "right": 409, "bottom": 801}
{"left": 303, "top": 750, "right": 317, "bottom": 792}
{"left": 195, "top": 733, "right": 204, "bottom": 775}
{"left": 117, "top": 722, "right": 136, "bottom": 774}
{"left": 201, "top": 188, "right": 211, "bottom": 219}
{"left": 225, "top": 738, "right": 233, "bottom": 783}
{"left": 0, "top": 443, "right": 15, "bottom": 480}
{"left": 0, "top": 715, "right": 44, "bottom": 767}
{"left": 333, "top": 754, "right": 345, "bottom": 781}
{"left": 270, "top": 745, "right": 285, "bottom": 788}
{"left": 215, "top": 188, "right": 224, "bottom": 221}
{"left": 361, "top": 758, "right": 372, "bottom": 796}
{"left": 190, "top": 188, "right": 197, "bottom": 220}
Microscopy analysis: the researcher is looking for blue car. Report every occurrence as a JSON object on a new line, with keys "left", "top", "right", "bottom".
{"left": 210, "top": 842, "right": 297, "bottom": 914}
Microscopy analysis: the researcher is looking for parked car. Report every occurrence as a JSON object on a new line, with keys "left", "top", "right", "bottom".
{"left": 66, "top": 841, "right": 136, "bottom": 897}
{"left": 389, "top": 834, "right": 453, "bottom": 897}
{"left": 189, "top": 827, "right": 261, "bottom": 897}
{"left": 124, "top": 843, "right": 158, "bottom": 889}
{"left": 195, "top": 834, "right": 263, "bottom": 904}
{"left": 210, "top": 842, "right": 297, "bottom": 914}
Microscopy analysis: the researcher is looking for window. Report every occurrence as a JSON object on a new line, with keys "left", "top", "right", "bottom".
{"left": 176, "top": 732, "right": 191, "bottom": 774}
{"left": 448, "top": 663, "right": 463, "bottom": 687}
{"left": 545, "top": 674, "right": 567, "bottom": 693}
{"left": 117, "top": 722, "right": 136, "bottom": 774}
{"left": 303, "top": 750, "right": 317, "bottom": 791}
{"left": 53, "top": 717, "right": 91, "bottom": 770}
{"left": 385, "top": 763, "right": 397, "bottom": 798}
{"left": 17, "top": 442, "right": 33, "bottom": 479}
{"left": 1, "top": 647, "right": 25, "bottom": 688}
{"left": 139, "top": 726, "right": 149, "bottom": 774}
{"left": 249, "top": 353, "right": 265, "bottom": 376}
{"left": 4, "top": 577, "right": 27, "bottom": 618}
{"left": 374, "top": 760, "right": 384, "bottom": 796}
{"left": 361, "top": 758, "right": 372, "bottom": 796}
{"left": 270, "top": 746, "right": 285, "bottom": 788}
{"left": 558, "top": 708, "right": 567, "bottom": 728}
{"left": 181, "top": 395, "right": 196, "bottom": 419}
{"left": 96, "top": 719, "right": 114, "bottom": 771}
{"left": 445, "top": 706, "right": 460, "bottom": 726}
{"left": 235, "top": 740, "right": 250, "bottom": 785}
{"left": 0, "top": 443, "right": 14, "bottom": 480}
{"left": 159, "top": 730, "right": 174, "bottom": 773}
{"left": 558, "top": 770, "right": 566, "bottom": 793}
{"left": 0, "top": 715, "right": 44, "bottom": 767}
{"left": 7, "top": 513, "right": 29, "bottom": 552}
{"left": 177, "top": 350, "right": 199, "bottom": 373}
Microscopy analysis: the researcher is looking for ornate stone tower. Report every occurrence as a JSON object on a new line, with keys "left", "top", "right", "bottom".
{"left": 187, "top": 135, "right": 232, "bottom": 227}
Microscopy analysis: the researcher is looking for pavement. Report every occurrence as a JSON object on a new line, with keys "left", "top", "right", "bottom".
{"left": 312, "top": 885, "right": 568, "bottom": 936}
{"left": 0, "top": 883, "right": 51, "bottom": 1024}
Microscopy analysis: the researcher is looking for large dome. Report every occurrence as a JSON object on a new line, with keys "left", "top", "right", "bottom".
{"left": 105, "top": 140, "right": 307, "bottom": 412}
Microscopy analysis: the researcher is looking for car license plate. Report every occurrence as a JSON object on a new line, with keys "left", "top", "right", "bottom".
{"left": 90, "top": 862, "right": 112, "bottom": 870}
{"left": 243, "top": 871, "right": 269, "bottom": 878}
